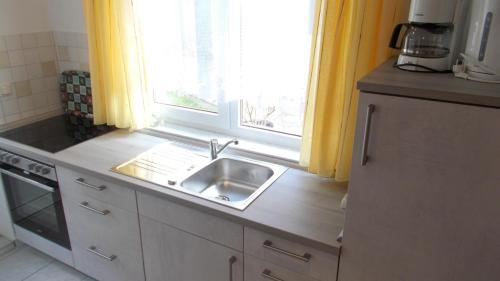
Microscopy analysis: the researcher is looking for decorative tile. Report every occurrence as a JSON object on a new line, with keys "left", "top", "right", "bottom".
{"left": 60, "top": 71, "right": 93, "bottom": 118}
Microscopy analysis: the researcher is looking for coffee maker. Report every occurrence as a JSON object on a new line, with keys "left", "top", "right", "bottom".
{"left": 390, "top": 0, "right": 469, "bottom": 72}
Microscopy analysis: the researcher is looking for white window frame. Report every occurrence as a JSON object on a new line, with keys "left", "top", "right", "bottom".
{"left": 153, "top": 100, "right": 301, "bottom": 150}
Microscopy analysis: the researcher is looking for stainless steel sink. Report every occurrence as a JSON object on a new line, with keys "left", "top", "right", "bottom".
{"left": 179, "top": 157, "right": 287, "bottom": 210}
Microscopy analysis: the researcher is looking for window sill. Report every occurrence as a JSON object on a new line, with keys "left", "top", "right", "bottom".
{"left": 140, "top": 124, "right": 302, "bottom": 168}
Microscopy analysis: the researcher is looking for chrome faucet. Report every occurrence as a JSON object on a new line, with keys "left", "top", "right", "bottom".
{"left": 210, "top": 138, "right": 238, "bottom": 160}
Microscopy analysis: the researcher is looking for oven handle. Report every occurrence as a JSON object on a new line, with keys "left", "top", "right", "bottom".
{"left": 0, "top": 168, "right": 55, "bottom": 193}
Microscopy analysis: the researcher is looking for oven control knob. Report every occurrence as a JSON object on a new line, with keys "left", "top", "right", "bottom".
{"left": 4, "top": 154, "right": 12, "bottom": 162}
{"left": 28, "top": 163, "right": 36, "bottom": 170}
{"left": 41, "top": 168, "right": 51, "bottom": 175}
{"left": 34, "top": 165, "right": 43, "bottom": 173}
{"left": 11, "top": 157, "right": 20, "bottom": 164}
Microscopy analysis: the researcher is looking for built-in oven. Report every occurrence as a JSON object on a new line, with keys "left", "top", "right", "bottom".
{"left": 0, "top": 149, "right": 70, "bottom": 250}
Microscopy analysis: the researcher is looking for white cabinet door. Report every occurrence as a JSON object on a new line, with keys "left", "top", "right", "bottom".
{"left": 339, "top": 93, "right": 500, "bottom": 281}
{"left": 140, "top": 216, "right": 243, "bottom": 281}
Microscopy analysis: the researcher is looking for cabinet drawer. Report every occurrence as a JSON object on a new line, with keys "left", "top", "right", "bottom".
{"left": 62, "top": 196, "right": 144, "bottom": 281}
{"left": 244, "top": 227, "right": 338, "bottom": 281}
{"left": 245, "top": 254, "right": 318, "bottom": 281}
{"left": 57, "top": 166, "right": 137, "bottom": 213}
{"left": 137, "top": 191, "right": 243, "bottom": 250}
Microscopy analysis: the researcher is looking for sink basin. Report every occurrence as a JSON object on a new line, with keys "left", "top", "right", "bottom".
{"left": 180, "top": 157, "right": 287, "bottom": 210}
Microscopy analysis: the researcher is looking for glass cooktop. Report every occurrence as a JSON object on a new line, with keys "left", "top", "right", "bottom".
{"left": 0, "top": 114, "right": 115, "bottom": 153}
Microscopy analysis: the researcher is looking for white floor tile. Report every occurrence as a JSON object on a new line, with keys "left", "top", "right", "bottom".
{"left": 23, "top": 261, "right": 86, "bottom": 281}
{"left": 0, "top": 246, "right": 53, "bottom": 281}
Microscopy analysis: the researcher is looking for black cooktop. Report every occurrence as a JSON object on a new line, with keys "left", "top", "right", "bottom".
{"left": 0, "top": 114, "right": 115, "bottom": 153}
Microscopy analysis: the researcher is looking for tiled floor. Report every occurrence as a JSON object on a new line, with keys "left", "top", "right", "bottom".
{"left": 0, "top": 243, "right": 95, "bottom": 281}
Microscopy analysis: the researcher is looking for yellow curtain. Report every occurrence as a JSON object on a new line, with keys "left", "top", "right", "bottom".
{"left": 82, "top": 0, "right": 151, "bottom": 130}
{"left": 300, "top": 0, "right": 410, "bottom": 181}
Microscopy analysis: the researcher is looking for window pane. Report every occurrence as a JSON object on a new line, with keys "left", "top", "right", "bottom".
{"left": 238, "top": 0, "right": 314, "bottom": 136}
{"left": 138, "top": 0, "right": 229, "bottom": 113}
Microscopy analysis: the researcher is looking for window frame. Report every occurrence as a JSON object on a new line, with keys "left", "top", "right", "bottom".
{"left": 153, "top": 100, "right": 301, "bottom": 150}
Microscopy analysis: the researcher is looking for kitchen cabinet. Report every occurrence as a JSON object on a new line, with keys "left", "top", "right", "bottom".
{"left": 339, "top": 92, "right": 500, "bottom": 281}
{"left": 140, "top": 215, "right": 243, "bottom": 281}
{"left": 58, "top": 167, "right": 145, "bottom": 281}
{"left": 245, "top": 227, "right": 338, "bottom": 281}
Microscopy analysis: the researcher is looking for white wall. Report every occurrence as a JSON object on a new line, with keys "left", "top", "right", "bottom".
{"left": 47, "top": 0, "right": 86, "bottom": 33}
{"left": 0, "top": 0, "right": 86, "bottom": 35}
{"left": 0, "top": 0, "right": 52, "bottom": 35}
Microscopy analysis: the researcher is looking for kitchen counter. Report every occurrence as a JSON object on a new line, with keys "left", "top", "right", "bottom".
{"left": 358, "top": 59, "right": 500, "bottom": 108}
{"left": 48, "top": 130, "right": 346, "bottom": 254}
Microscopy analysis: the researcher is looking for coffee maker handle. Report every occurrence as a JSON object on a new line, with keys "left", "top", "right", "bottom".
{"left": 389, "top": 23, "right": 407, "bottom": 49}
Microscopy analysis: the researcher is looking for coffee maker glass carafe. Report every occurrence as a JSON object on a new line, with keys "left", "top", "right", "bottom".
{"left": 391, "top": 23, "right": 453, "bottom": 59}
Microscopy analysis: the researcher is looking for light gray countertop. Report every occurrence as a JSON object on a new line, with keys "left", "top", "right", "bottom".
{"left": 358, "top": 59, "right": 500, "bottom": 108}
{"left": 4, "top": 130, "right": 346, "bottom": 254}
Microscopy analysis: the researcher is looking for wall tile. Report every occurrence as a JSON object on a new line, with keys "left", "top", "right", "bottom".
{"left": 0, "top": 37, "right": 6, "bottom": 52}
{"left": 2, "top": 98, "right": 19, "bottom": 116}
{"left": 0, "top": 69, "right": 12, "bottom": 83}
{"left": 43, "top": 76, "right": 58, "bottom": 91}
{"left": 29, "top": 78, "right": 46, "bottom": 94}
{"left": 41, "top": 61, "right": 56, "bottom": 76}
{"left": 21, "top": 33, "right": 38, "bottom": 49}
{"left": 8, "top": 50, "right": 25, "bottom": 66}
{"left": 26, "top": 64, "right": 43, "bottom": 79}
{"left": 0, "top": 52, "right": 10, "bottom": 69}
{"left": 14, "top": 81, "right": 32, "bottom": 97}
{"left": 57, "top": 46, "right": 69, "bottom": 61}
{"left": 5, "top": 113, "right": 21, "bottom": 123}
{"left": 4, "top": 35, "right": 22, "bottom": 50}
{"left": 18, "top": 96, "right": 35, "bottom": 112}
{"left": 33, "top": 93, "right": 48, "bottom": 108}
{"left": 39, "top": 46, "right": 56, "bottom": 62}
{"left": 46, "top": 91, "right": 60, "bottom": 105}
{"left": 11, "top": 66, "right": 28, "bottom": 82}
{"left": 23, "top": 49, "right": 40, "bottom": 64}
{"left": 36, "top": 32, "right": 54, "bottom": 47}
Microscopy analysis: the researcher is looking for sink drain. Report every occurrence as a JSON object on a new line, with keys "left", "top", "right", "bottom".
{"left": 215, "top": 195, "right": 231, "bottom": 202}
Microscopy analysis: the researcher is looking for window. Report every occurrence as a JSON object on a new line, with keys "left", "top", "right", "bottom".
{"left": 136, "top": 0, "right": 316, "bottom": 149}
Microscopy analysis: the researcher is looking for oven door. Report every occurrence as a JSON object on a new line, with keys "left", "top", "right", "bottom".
{"left": 1, "top": 165, "right": 71, "bottom": 249}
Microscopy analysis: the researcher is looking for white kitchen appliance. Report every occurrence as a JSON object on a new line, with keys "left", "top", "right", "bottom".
{"left": 390, "top": 0, "right": 470, "bottom": 72}
{"left": 454, "top": 0, "right": 500, "bottom": 83}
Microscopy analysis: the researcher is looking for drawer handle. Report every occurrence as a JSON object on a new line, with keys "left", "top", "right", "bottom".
{"left": 87, "top": 246, "right": 116, "bottom": 261}
{"left": 262, "top": 269, "right": 285, "bottom": 281}
{"left": 79, "top": 201, "right": 110, "bottom": 216}
{"left": 229, "top": 256, "right": 237, "bottom": 281}
{"left": 361, "top": 104, "right": 375, "bottom": 166}
{"left": 75, "top": 178, "right": 106, "bottom": 191}
{"left": 263, "top": 240, "right": 312, "bottom": 262}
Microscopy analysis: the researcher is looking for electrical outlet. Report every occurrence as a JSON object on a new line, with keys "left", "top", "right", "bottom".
{"left": 0, "top": 83, "right": 12, "bottom": 96}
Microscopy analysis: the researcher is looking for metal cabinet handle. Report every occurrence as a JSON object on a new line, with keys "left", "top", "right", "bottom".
{"left": 361, "top": 104, "right": 375, "bottom": 166}
{"left": 75, "top": 178, "right": 106, "bottom": 191}
{"left": 262, "top": 240, "right": 312, "bottom": 262}
{"left": 87, "top": 246, "right": 116, "bottom": 261}
{"left": 262, "top": 269, "right": 285, "bottom": 281}
{"left": 229, "top": 256, "right": 237, "bottom": 281}
{"left": 79, "top": 201, "right": 110, "bottom": 216}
